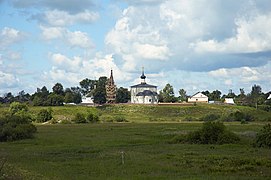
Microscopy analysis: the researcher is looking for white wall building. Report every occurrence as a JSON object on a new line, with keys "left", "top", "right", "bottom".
{"left": 130, "top": 69, "right": 158, "bottom": 104}
{"left": 188, "top": 92, "right": 208, "bottom": 103}
{"left": 224, "top": 98, "right": 235, "bottom": 104}
{"left": 81, "top": 96, "right": 94, "bottom": 104}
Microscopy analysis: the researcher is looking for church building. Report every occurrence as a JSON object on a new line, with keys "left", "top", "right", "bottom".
{"left": 130, "top": 68, "right": 158, "bottom": 104}
{"left": 106, "top": 70, "right": 117, "bottom": 103}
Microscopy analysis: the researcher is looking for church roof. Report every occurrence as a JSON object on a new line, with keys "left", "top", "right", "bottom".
{"left": 136, "top": 90, "right": 158, "bottom": 96}
{"left": 131, "top": 83, "right": 157, "bottom": 88}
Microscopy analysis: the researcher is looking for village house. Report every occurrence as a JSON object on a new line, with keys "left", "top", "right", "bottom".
{"left": 187, "top": 92, "right": 208, "bottom": 103}
{"left": 130, "top": 68, "right": 158, "bottom": 104}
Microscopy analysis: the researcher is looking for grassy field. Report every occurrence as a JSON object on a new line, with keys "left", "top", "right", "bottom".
{"left": 1, "top": 104, "right": 271, "bottom": 179}
{"left": 1, "top": 123, "right": 271, "bottom": 179}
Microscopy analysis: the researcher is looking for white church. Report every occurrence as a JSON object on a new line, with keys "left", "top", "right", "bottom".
{"left": 130, "top": 69, "right": 158, "bottom": 104}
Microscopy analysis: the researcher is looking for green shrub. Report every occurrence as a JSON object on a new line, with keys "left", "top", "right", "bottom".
{"left": 73, "top": 113, "right": 87, "bottom": 123}
{"left": 258, "top": 105, "right": 271, "bottom": 112}
{"left": 254, "top": 124, "right": 271, "bottom": 148}
{"left": 200, "top": 113, "right": 221, "bottom": 121}
{"left": 86, "top": 112, "right": 99, "bottom": 123}
{"left": 222, "top": 111, "right": 254, "bottom": 122}
{"left": 0, "top": 113, "right": 37, "bottom": 142}
{"left": 9, "top": 102, "right": 28, "bottom": 115}
{"left": 114, "top": 116, "right": 128, "bottom": 122}
{"left": 36, "top": 108, "right": 53, "bottom": 123}
{"left": 173, "top": 121, "right": 240, "bottom": 145}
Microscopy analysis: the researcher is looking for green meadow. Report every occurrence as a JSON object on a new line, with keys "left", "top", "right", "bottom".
{"left": 1, "top": 104, "right": 271, "bottom": 179}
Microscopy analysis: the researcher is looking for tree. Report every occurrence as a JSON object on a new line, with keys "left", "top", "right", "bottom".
{"left": 15, "top": 90, "right": 30, "bottom": 102}
{"left": 116, "top": 87, "right": 130, "bottom": 103}
{"left": 3, "top": 92, "right": 14, "bottom": 103}
{"left": 64, "top": 91, "right": 74, "bottom": 103}
{"left": 247, "top": 84, "right": 265, "bottom": 107}
{"left": 209, "top": 90, "right": 222, "bottom": 101}
{"left": 239, "top": 88, "right": 245, "bottom": 97}
{"left": 226, "top": 89, "right": 236, "bottom": 98}
{"left": 46, "top": 93, "right": 64, "bottom": 106}
{"left": 159, "top": 83, "right": 176, "bottom": 102}
{"left": 52, "top": 83, "right": 64, "bottom": 95}
{"left": 79, "top": 78, "right": 96, "bottom": 96}
{"left": 178, "top": 89, "right": 187, "bottom": 102}
{"left": 64, "top": 87, "right": 82, "bottom": 104}
{"left": 9, "top": 102, "right": 29, "bottom": 115}
{"left": 93, "top": 77, "right": 107, "bottom": 104}
{"left": 32, "top": 86, "right": 50, "bottom": 106}
{"left": 251, "top": 84, "right": 262, "bottom": 96}
{"left": 70, "top": 87, "right": 82, "bottom": 104}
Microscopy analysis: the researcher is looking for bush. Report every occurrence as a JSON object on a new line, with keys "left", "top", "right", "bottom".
{"left": 86, "top": 112, "right": 99, "bottom": 123}
{"left": 258, "top": 105, "right": 271, "bottom": 112}
{"left": 36, "top": 108, "right": 53, "bottom": 123}
{"left": 114, "top": 116, "right": 128, "bottom": 122}
{"left": 254, "top": 124, "right": 271, "bottom": 148}
{"left": 9, "top": 102, "right": 28, "bottom": 115}
{"left": 200, "top": 113, "right": 221, "bottom": 121}
{"left": 173, "top": 121, "right": 240, "bottom": 145}
{"left": 0, "top": 113, "right": 37, "bottom": 142}
{"left": 73, "top": 113, "right": 87, "bottom": 123}
{"left": 222, "top": 111, "right": 254, "bottom": 122}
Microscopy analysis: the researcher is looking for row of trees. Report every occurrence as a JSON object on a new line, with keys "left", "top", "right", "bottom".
{"left": 0, "top": 77, "right": 269, "bottom": 107}
{"left": 158, "top": 83, "right": 270, "bottom": 107}
{"left": 0, "top": 76, "right": 130, "bottom": 106}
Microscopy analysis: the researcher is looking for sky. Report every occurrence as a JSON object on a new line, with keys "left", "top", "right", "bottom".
{"left": 0, "top": 0, "right": 271, "bottom": 96}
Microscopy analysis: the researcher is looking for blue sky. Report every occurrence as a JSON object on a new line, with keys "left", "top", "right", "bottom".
{"left": 0, "top": 0, "right": 270, "bottom": 96}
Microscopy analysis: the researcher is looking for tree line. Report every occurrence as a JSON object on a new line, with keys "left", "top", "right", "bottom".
{"left": 0, "top": 76, "right": 130, "bottom": 106}
{"left": 158, "top": 83, "right": 271, "bottom": 110}
{"left": 0, "top": 78, "right": 270, "bottom": 110}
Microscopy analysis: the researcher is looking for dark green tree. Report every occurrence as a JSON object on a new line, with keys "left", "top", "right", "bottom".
{"left": 32, "top": 86, "right": 50, "bottom": 106}
{"left": 159, "top": 83, "right": 176, "bottom": 102}
{"left": 116, "top": 87, "right": 130, "bottom": 103}
{"left": 46, "top": 93, "right": 64, "bottom": 106}
{"left": 178, "top": 88, "right": 187, "bottom": 102}
{"left": 79, "top": 78, "right": 96, "bottom": 96}
{"left": 93, "top": 76, "right": 107, "bottom": 104}
{"left": 64, "top": 87, "right": 82, "bottom": 104}
{"left": 52, "top": 83, "right": 64, "bottom": 95}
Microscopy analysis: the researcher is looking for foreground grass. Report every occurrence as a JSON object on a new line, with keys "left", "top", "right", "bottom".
{"left": 1, "top": 123, "right": 271, "bottom": 179}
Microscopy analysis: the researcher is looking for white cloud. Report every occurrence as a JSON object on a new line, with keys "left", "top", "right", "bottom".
{"left": 44, "top": 53, "right": 131, "bottom": 88}
{"left": 0, "top": 27, "right": 25, "bottom": 49}
{"left": 134, "top": 43, "right": 170, "bottom": 60}
{"left": 192, "top": 12, "right": 271, "bottom": 53}
{"left": 44, "top": 9, "right": 99, "bottom": 26}
{"left": 41, "top": 27, "right": 94, "bottom": 49}
{"left": 41, "top": 26, "right": 64, "bottom": 40}
{"left": 209, "top": 62, "right": 271, "bottom": 90}
{"left": 50, "top": 53, "right": 82, "bottom": 72}
{"left": 105, "top": 6, "right": 172, "bottom": 71}
{"left": 66, "top": 31, "right": 94, "bottom": 49}
{"left": 0, "top": 71, "right": 19, "bottom": 89}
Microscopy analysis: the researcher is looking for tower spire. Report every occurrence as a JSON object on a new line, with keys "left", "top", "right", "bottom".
{"left": 140, "top": 66, "right": 146, "bottom": 84}
{"left": 106, "top": 69, "right": 116, "bottom": 103}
